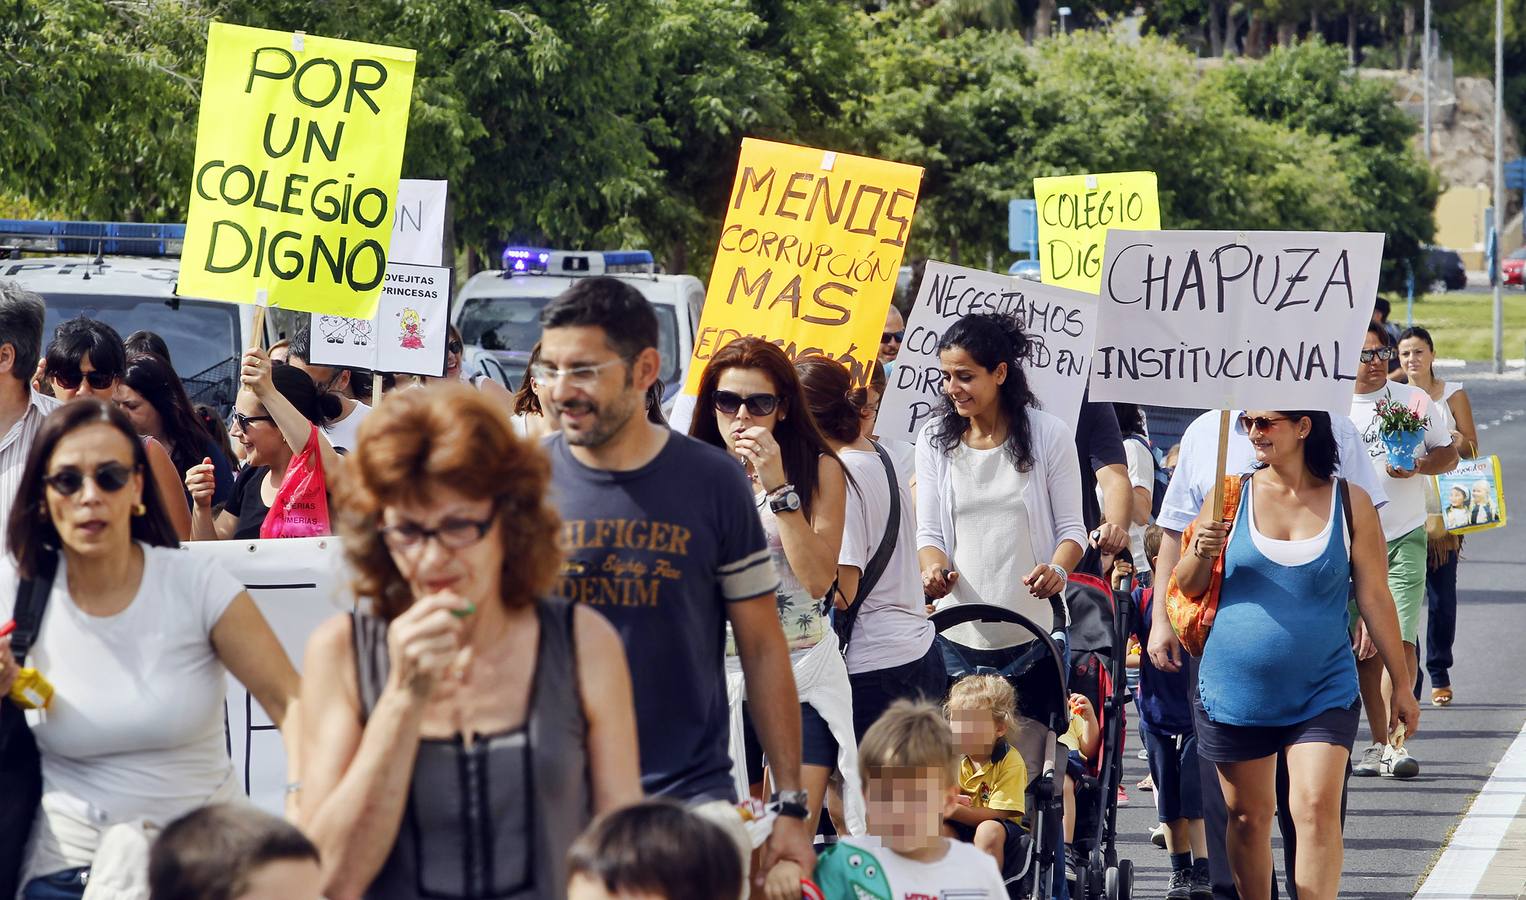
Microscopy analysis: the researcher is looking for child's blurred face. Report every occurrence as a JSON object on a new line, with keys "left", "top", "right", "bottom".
{"left": 864, "top": 765, "right": 957, "bottom": 855}
{"left": 949, "top": 706, "right": 1004, "bottom": 757}
{"left": 567, "top": 875, "right": 664, "bottom": 900}
{"left": 233, "top": 859, "right": 323, "bottom": 900}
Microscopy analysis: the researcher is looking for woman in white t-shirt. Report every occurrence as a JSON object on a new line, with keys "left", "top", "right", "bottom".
{"left": 916, "top": 312, "right": 1087, "bottom": 649}
{"left": 0, "top": 399, "right": 299, "bottom": 900}
{"left": 797, "top": 356, "right": 941, "bottom": 741}
{"left": 1397, "top": 326, "right": 1480, "bottom": 707}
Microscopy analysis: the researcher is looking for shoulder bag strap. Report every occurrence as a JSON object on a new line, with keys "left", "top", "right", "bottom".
{"left": 853, "top": 442, "right": 902, "bottom": 607}
{"left": 10, "top": 551, "right": 58, "bottom": 667}
{"left": 1338, "top": 477, "right": 1354, "bottom": 542}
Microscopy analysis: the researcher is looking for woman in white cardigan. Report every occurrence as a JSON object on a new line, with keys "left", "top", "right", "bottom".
{"left": 916, "top": 311, "right": 1087, "bottom": 648}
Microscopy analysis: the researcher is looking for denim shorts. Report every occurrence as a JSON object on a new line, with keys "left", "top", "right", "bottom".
{"left": 1142, "top": 729, "right": 1202, "bottom": 822}
{"left": 742, "top": 701, "right": 839, "bottom": 778}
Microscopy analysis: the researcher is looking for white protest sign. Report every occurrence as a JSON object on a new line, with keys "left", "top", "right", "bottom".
{"left": 391, "top": 178, "right": 448, "bottom": 266}
{"left": 307, "top": 179, "right": 450, "bottom": 376}
{"left": 1088, "top": 230, "right": 1385, "bottom": 412}
{"left": 877, "top": 260, "right": 1098, "bottom": 441}
{"left": 310, "top": 262, "right": 451, "bottom": 377}
{"left": 181, "top": 537, "right": 354, "bottom": 814}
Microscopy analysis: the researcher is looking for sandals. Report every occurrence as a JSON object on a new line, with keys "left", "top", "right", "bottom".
{"left": 1432, "top": 687, "right": 1453, "bottom": 707}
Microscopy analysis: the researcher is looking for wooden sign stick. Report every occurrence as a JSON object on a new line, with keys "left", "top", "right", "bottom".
{"left": 1211, "top": 409, "right": 1231, "bottom": 521}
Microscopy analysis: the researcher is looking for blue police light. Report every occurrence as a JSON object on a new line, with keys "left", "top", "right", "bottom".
{"left": 0, "top": 220, "right": 186, "bottom": 257}
{"left": 501, "top": 246, "right": 554, "bottom": 273}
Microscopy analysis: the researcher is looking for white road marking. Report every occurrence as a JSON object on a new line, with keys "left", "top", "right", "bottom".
{"left": 1412, "top": 718, "right": 1526, "bottom": 898}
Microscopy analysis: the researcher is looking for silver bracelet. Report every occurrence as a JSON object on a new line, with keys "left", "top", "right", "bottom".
{"left": 1047, "top": 563, "right": 1067, "bottom": 582}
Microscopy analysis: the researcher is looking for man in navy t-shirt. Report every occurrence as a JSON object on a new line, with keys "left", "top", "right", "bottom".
{"left": 538, "top": 277, "right": 814, "bottom": 880}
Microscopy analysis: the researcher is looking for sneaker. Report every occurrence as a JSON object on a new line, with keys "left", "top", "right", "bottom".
{"left": 1165, "top": 869, "right": 1193, "bottom": 900}
{"left": 1138, "top": 774, "right": 1155, "bottom": 792}
{"left": 1138, "top": 747, "right": 1150, "bottom": 760}
{"left": 1116, "top": 785, "right": 1130, "bottom": 807}
{"left": 1383, "top": 745, "right": 1420, "bottom": 779}
{"left": 1352, "top": 742, "right": 1385, "bottom": 777}
{"left": 1189, "top": 867, "right": 1214, "bottom": 899}
{"left": 1150, "top": 824, "right": 1166, "bottom": 849}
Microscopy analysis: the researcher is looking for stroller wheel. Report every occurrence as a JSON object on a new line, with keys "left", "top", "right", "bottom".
{"left": 1104, "top": 860, "right": 1135, "bottom": 900}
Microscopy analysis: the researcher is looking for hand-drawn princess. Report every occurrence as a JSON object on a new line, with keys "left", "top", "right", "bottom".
{"left": 398, "top": 308, "right": 425, "bottom": 350}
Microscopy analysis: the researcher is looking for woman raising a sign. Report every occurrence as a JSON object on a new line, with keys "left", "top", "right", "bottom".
{"left": 915, "top": 311, "right": 1087, "bottom": 647}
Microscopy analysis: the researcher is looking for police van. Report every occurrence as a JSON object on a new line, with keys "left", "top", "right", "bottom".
{"left": 452, "top": 246, "right": 705, "bottom": 404}
{"left": 0, "top": 220, "right": 263, "bottom": 414}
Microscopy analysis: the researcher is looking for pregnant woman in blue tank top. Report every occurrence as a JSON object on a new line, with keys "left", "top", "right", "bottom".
{"left": 1173, "top": 410, "right": 1420, "bottom": 900}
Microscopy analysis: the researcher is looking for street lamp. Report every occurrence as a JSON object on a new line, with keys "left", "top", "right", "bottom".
{"left": 1059, "top": 6, "right": 1071, "bottom": 34}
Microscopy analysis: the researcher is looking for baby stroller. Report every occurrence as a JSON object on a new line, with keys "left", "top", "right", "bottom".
{"left": 933, "top": 575, "right": 1134, "bottom": 900}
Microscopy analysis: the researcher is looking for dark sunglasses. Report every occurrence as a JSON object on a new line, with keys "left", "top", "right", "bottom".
{"left": 447, "top": 339, "right": 464, "bottom": 355}
{"left": 43, "top": 462, "right": 136, "bottom": 496}
{"left": 882, "top": 330, "right": 904, "bottom": 344}
{"left": 232, "top": 412, "right": 275, "bottom": 431}
{"left": 50, "top": 369, "right": 116, "bottom": 391}
{"left": 1237, "top": 414, "right": 1291, "bottom": 433}
{"left": 1359, "top": 347, "right": 1395, "bottom": 364}
{"left": 713, "top": 390, "right": 780, "bottom": 417}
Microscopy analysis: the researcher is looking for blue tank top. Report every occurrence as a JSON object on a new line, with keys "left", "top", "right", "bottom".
{"left": 1198, "top": 477, "right": 1359, "bottom": 727}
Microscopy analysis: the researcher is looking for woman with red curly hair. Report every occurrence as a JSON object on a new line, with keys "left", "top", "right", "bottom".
{"left": 295, "top": 384, "right": 641, "bottom": 900}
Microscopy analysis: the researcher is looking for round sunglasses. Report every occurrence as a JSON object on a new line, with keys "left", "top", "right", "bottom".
{"left": 43, "top": 462, "right": 136, "bottom": 496}
{"left": 713, "top": 390, "right": 780, "bottom": 417}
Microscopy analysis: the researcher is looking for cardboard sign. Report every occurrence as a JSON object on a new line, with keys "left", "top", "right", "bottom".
{"left": 684, "top": 138, "right": 922, "bottom": 394}
{"left": 1437, "top": 455, "right": 1508, "bottom": 534}
{"left": 1087, "top": 230, "right": 1386, "bottom": 412}
{"left": 179, "top": 23, "right": 416, "bottom": 318}
{"left": 390, "top": 178, "right": 448, "bottom": 266}
{"left": 1034, "top": 171, "right": 1159, "bottom": 293}
{"left": 179, "top": 538, "right": 354, "bottom": 814}
{"left": 309, "top": 262, "right": 450, "bottom": 376}
{"left": 877, "top": 261, "right": 1097, "bottom": 440}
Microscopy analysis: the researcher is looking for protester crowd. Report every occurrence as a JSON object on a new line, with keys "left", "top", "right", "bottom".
{"left": 0, "top": 269, "right": 1485, "bottom": 900}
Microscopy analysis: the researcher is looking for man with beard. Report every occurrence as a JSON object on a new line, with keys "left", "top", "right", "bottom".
{"left": 538, "top": 277, "right": 814, "bottom": 888}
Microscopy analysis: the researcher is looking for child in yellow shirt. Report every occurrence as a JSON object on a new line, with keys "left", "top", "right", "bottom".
{"left": 945, "top": 674, "right": 1029, "bottom": 874}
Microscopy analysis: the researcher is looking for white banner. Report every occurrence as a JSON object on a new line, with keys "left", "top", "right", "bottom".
{"left": 310, "top": 262, "right": 451, "bottom": 377}
{"left": 1087, "top": 230, "right": 1385, "bottom": 412}
{"left": 181, "top": 537, "right": 354, "bottom": 814}
{"left": 391, "top": 179, "right": 449, "bottom": 267}
{"left": 876, "top": 260, "right": 1098, "bottom": 441}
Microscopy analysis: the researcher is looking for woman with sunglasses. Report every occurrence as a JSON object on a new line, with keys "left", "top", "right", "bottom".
{"left": 688, "top": 338, "right": 854, "bottom": 832}
{"left": 1175, "top": 410, "right": 1418, "bottom": 900}
{"left": 0, "top": 400, "right": 299, "bottom": 900}
{"left": 297, "top": 384, "right": 640, "bottom": 900}
{"left": 186, "top": 350, "right": 342, "bottom": 541}
{"left": 916, "top": 311, "right": 1086, "bottom": 647}
{"left": 119, "top": 353, "right": 235, "bottom": 509}
{"left": 40, "top": 317, "right": 193, "bottom": 540}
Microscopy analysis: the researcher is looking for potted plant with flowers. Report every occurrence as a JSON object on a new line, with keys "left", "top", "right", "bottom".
{"left": 1374, "top": 391, "right": 1430, "bottom": 471}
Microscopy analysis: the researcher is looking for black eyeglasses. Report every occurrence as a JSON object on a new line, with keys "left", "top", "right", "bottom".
{"left": 447, "top": 339, "right": 463, "bottom": 355}
{"left": 232, "top": 412, "right": 275, "bottom": 431}
{"left": 713, "top": 390, "right": 780, "bottom": 417}
{"left": 1237, "top": 414, "right": 1291, "bottom": 433}
{"left": 50, "top": 370, "right": 116, "bottom": 391}
{"left": 882, "top": 330, "right": 904, "bottom": 344}
{"left": 1359, "top": 347, "right": 1395, "bottom": 364}
{"left": 43, "top": 462, "right": 136, "bottom": 496}
{"left": 379, "top": 502, "right": 499, "bottom": 551}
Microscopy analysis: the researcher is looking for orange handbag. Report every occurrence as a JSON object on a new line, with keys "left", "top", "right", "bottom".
{"left": 1165, "top": 474, "right": 1244, "bottom": 657}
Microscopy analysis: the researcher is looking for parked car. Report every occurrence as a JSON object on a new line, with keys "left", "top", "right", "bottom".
{"left": 1503, "top": 247, "right": 1526, "bottom": 288}
{"left": 453, "top": 247, "right": 704, "bottom": 410}
{"left": 1008, "top": 258, "right": 1042, "bottom": 282}
{"left": 1422, "top": 246, "right": 1468, "bottom": 292}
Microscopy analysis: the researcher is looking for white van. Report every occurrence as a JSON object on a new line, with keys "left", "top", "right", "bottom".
{"left": 0, "top": 220, "right": 260, "bottom": 414}
{"left": 452, "top": 247, "right": 704, "bottom": 404}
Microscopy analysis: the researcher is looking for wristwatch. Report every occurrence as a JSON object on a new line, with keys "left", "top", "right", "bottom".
{"left": 768, "top": 484, "right": 802, "bottom": 515}
{"left": 773, "top": 789, "right": 811, "bottom": 820}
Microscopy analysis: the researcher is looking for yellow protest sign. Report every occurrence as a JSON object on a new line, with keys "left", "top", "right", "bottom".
{"left": 685, "top": 138, "right": 923, "bottom": 393}
{"left": 1034, "top": 171, "right": 1159, "bottom": 294}
{"left": 179, "top": 23, "right": 416, "bottom": 318}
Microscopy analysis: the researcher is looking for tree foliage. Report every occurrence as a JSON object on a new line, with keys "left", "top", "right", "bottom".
{"left": 0, "top": 0, "right": 1441, "bottom": 289}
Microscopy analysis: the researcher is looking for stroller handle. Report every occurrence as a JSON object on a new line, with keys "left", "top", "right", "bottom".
{"left": 928, "top": 597, "right": 1067, "bottom": 640}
